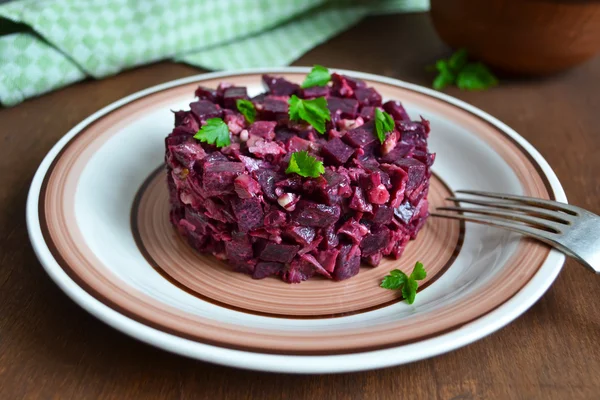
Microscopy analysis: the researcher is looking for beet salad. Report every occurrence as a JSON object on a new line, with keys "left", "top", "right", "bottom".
{"left": 165, "top": 67, "right": 435, "bottom": 283}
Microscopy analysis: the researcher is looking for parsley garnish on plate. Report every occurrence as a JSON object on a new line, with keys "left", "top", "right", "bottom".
{"left": 431, "top": 48, "right": 498, "bottom": 91}
{"left": 193, "top": 117, "right": 231, "bottom": 148}
{"left": 301, "top": 65, "right": 331, "bottom": 88}
{"left": 236, "top": 99, "right": 256, "bottom": 124}
{"left": 380, "top": 261, "right": 427, "bottom": 304}
{"left": 374, "top": 109, "right": 395, "bottom": 144}
{"left": 288, "top": 95, "right": 331, "bottom": 134}
{"left": 286, "top": 150, "right": 325, "bottom": 178}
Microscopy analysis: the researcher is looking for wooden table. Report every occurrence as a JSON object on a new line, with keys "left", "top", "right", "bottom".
{"left": 1, "top": 13, "right": 599, "bottom": 400}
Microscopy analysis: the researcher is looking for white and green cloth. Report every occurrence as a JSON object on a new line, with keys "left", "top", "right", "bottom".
{"left": 0, "top": 0, "right": 428, "bottom": 106}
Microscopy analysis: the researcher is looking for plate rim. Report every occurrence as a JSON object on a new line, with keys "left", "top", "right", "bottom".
{"left": 26, "top": 66, "right": 567, "bottom": 373}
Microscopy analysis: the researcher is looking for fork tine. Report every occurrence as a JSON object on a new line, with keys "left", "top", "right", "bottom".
{"left": 446, "top": 198, "right": 573, "bottom": 223}
{"left": 436, "top": 206, "right": 564, "bottom": 233}
{"left": 430, "top": 212, "right": 557, "bottom": 242}
{"left": 455, "top": 190, "right": 578, "bottom": 215}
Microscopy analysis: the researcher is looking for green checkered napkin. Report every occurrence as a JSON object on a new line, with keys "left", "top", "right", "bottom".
{"left": 0, "top": 0, "right": 428, "bottom": 106}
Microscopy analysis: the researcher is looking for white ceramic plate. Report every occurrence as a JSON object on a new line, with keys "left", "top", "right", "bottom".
{"left": 27, "top": 67, "right": 566, "bottom": 373}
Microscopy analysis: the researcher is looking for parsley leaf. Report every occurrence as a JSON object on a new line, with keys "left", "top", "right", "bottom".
{"left": 288, "top": 95, "right": 331, "bottom": 134}
{"left": 430, "top": 49, "right": 498, "bottom": 91}
{"left": 410, "top": 261, "right": 426, "bottom": 280}
{"left": 402, "top": 278, "right": 419, "bottom": 305}
{"left": 380, "top": 261, "right": 427, "bottom": 304}
{"left": 236, "top": 99, "right": 256, "bottom": 123}
{"left": 301, "top": 65, "right": 331, "bottom": 89}
{"left": 432, "top": 60, "right": 456, "bottom": 90}
{"left": 448, "top": 48, "right": 468, "bottom": 71}
{"left": 380, "top": 269, "right": 407, "bottom": 290}
{"left": 193, "top": 118, "right": 231, "bottom": 148}
{"left": 374, "top": 108, "right": 395, "bottom": 144}
{"left": 286, "top": 150, "right": 324, "bottom": 178}
{"left": 456, "top": 62, "right": 498, "bottom": 91}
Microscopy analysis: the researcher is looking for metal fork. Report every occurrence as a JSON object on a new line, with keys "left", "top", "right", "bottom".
{"left": 431, "top": 190, "right": 600, "bottom": 273}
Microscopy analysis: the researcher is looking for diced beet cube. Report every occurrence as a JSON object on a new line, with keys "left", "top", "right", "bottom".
{"left": 322, "top": 137, "right": 354, "bottom": 165}
{"left": 360, "top": 226, "right": 391, "bottom": 256}
{"left": 274, "top": 126, "right": 297, "bottom": 142}
{"left": 338, "top": 219, "right": 369, "bottom": 244}
{"left": 380, "top": 163, "right": 409, "bottom": 208}
{"left": 413, "top": 150, "right": 436, "bottom": 167}
{"left": 282, "top": 259, "right": 316, "bottom": 283}
{"left": 316, "top": 249, "right": 339, "bottom": 273}
{"left": 342, "top": 121, "right": 376, "bottom": 148}
{"left": 275, "top": 176, "right": 303, "bottom": 192}
{"left": 248, "top": 139, "right": 286, "bottom": 158}
{"left": 371, "top": 205, "right": 393, "bottom": 224}
{"left": 190, "top": 100, "right": 222, "bottom": 121}
{"left": 300, "top": 253, "right": 331, "bottom": 278}
{"left": 354, "top": 87, "right": 382, "bottom": 106}
{"left": 285, "top": 226, "right": 316, "bottom": 246}
{"left": 364, "top": 252, "right": 383, "bottom": 267}
{"left": 332, "top": 244, "right": 361, "bottom": 281}
{"left": 379, "top": 142, "right": 415, "bottom": 163}
{"left": 195, "top": 86, "right": 217, "bottom": 102}
{"left": 264, "top": 210, "right": 286, "bottom": 227}
{"left": 249, "top": 121, "right": 277, "bottom": 140}
{"left": 232, "top": 198, "right": 264, "bottom": 232}
{"left": 173, "top": 110, "right": 189, "bottom": 127}
{"left": 383, "top": 100, "right": 411, "bottom": 122}
{"left": 300, "top": 86, "right": 329, "bottom": 98}
{"left": 359, "top": 172, "right": 390, "bottom": 205}
{"left": 359, "top": 106, "right": 375, "bottom": 121}
{"left": 254, "top": 169, "right": 279, "bottom": 201}
{"left": 202, "top": 152, "right": 229, "bottom": 163}
{"left": 394, "top": 158, "right": 426, "bottom": 192}
{"left": 293, "top": 201, "right": 340, "bottom": 227}
{"left": 327, "top": 97, "right": 359, "bottom": 119}
{"left": 343, "top": 75, "right": 367, "bottom": 89}
{"left": 169, "top": 141, "right": 206, "bottom": 169}
{"left": 349, "top": 186, "right": 373, "bottom": 213}
{"left": 398, "top": 121, "right": 428, "bottom": 146}
{"left": 331, "top": 73, "right": 354, "bottom": 97}
{"left": 222, "top": 87, "right": 248, "bottom": 109}
{"left": 318, "top": 170, "right": 352, "bottom": 205}
{"left": 262, "top": 75, "right": 299, "bottom": 96}
{"left": 202, "top": 161, "right": 245, "bottom": 196}
{"left": 259, "top": 243, "right": 300, "bottom": 263}
{"left": 331, "top": 73, "right": 366, "bottom": 97}
{"left": 225, "top": 232, "right": 253, "bottom": 265}
{"left": 288, "top": 136, "right": 313, "bottom": 153}
{"left": 253, "top": 261, "right": 284, "bottom": 279}
{"left": 322, "top": 225, "right": 340, "bottom": 249}
{"left": 204, "top": 198, "right": 235, "bottom": 223}
{"left": 234, "top": 174, "right": 261, "bottom": 199}
{"left": 257, "top": 97, "right": 289, "bottom": 121}
{"left": 216, "top": 82, "right": 233, "bottom": 97}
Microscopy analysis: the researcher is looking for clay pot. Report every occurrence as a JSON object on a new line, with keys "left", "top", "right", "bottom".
{"left": 430, "top": 0, "right": 600, "bottom": 75}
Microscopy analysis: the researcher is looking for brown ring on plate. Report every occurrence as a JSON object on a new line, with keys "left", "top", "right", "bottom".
{"left": 38, "top": 72, "right": 554, "bottom": 355}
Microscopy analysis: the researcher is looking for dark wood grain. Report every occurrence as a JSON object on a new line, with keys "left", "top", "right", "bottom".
{"left": 1, "top": 13, "right": 599, "bottom": 400}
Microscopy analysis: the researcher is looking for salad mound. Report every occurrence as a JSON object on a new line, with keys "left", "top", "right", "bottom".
{"left": 165, "top": 71, "right": 434, "bottom": 283}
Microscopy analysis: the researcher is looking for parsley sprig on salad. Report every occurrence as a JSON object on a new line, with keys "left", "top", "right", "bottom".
{"left": 374, "top": 109, "right": 395, "bottom": 144}
{"left": 193, "top": 118, "right": 231, "bottom": 148}
{"left": 236, "top": 99, "right": 256, "bottom": 124}
{"left": 288, "top": 95, "right": 331, "bottom": 134}
{"left": 301, "top": 64, "right": 331, "bottom": 88}
{"left": 286, "top": 150, "right": 325, "bottom": 178}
